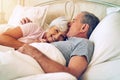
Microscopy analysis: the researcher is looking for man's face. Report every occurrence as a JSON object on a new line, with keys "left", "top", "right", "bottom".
{"left": 67, "top": 13, "right": 84, "bottom": 37}
{"left": 46, "top": 26, "right": 67, "bottom": 43}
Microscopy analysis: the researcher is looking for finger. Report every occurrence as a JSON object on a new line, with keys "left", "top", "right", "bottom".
{"left": 25, "top": 17, "right": 32, "bottom": 23}
{"left": 18, "top": 46, "right": 24, "bottom": 53}
{"left": 20, "top": 17, "right": 32, "bottom": 24}
{"left": 20, "top": 18, "right": 26, "bottom": 24}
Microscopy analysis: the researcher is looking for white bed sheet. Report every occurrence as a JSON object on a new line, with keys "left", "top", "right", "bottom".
{"left": 0, "top": 43, "right": 66, "bottom": 80}
{"left": 0, "top": 24, "right": 15, "bottom": 34}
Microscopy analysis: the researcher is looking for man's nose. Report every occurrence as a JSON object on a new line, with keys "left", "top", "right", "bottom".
{"left": 67, "top": 22, "right": 70, "bottom": 27}
{"left": 68, "top": 21, "right": 73, "bottom": 27}
{"left": 68, "top": 22, "right": 71, "bottom": 27}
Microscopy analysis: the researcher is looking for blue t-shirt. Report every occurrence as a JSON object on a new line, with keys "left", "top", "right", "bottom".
{"left": 51, "top": 37, "right": 94, "bottom": 65}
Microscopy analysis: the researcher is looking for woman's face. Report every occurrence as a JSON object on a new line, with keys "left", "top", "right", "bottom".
{"left": 45, "top": 26, "right": 67, "bottom": 43}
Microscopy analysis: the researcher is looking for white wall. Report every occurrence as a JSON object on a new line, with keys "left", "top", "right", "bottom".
{"left": 0, "top": 0, "right": 19, "bottom": 23}
{"left": 24, "top": 0, "right": 72, "bottom": 6}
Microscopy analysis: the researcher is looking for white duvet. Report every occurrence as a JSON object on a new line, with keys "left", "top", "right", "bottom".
{"left": 0, "top": 43, "right": 70, "bottom": 80}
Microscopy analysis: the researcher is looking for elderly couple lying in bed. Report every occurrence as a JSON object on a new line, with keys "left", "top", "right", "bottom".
{"left": 0, "top": 11, "right": 99, "bottom": 79}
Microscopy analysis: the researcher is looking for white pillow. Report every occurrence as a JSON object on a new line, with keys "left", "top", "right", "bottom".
{"left": 0, "top": 43, "right": 66, "bottom": 80}
{"left": 8, "top": 5, "right": 48, "bottom": 27}
{"left": 81, "top": 12, "right": 120, "bottom": 80}
{"left": 0, "top": 24, "right": 15, "bottom": 33}
{"left": 107, "top": 7, "right": 120, "bottom": 15}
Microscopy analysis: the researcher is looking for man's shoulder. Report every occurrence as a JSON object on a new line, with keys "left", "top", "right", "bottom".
{"left": 68, "top": 37, "right": 89, "bottom": 42}
{"left": 68, "top": 37, "right": 93, "bottom": 45}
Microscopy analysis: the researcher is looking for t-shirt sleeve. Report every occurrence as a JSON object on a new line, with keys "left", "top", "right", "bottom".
{"left": 19, "top": 23, "right": 40, "bottom": 37}
{"left": 70, "top": 40, "right": 94, "bottom": 63}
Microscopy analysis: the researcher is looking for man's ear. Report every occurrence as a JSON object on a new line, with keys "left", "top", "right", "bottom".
{"left": 81, "top": 24, "right": 89, "bottom": 32}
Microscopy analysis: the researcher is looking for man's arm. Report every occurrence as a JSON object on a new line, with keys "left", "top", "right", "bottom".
{"left": 0, "top": 27, "right": 24, "bottom": 49}
{"left": 18, "top": 44, "right": 88, "bottom": 79}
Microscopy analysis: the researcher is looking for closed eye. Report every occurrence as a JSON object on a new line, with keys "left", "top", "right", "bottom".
{"left": 55, "top": 29, "right": 59, "bottom": 33}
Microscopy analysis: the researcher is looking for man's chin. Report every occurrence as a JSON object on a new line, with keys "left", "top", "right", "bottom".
{"left": 67, "top": 33, "right": 70, "bottom": 37}
{"left": 67, "top": 33, "right": 73, "bottom": 37}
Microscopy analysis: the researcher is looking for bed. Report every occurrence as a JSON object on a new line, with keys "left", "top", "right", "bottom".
{"left": 0, "top": 0, "right": 120, "bottom": 80}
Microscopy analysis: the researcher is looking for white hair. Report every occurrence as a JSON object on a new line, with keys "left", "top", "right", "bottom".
{"left": 49, "top": 16, "right": 68, "bottom": 32}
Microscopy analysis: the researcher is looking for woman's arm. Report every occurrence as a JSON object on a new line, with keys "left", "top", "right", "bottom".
{"left": 0, "top": 27, "right": 24, "bottom": 49}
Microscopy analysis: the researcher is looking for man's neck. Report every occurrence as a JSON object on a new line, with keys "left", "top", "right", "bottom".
{"left": 75, "top": 33, "right": 88, "bottom": 39}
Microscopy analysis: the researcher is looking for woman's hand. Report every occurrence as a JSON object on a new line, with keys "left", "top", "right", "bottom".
{"left": 20, "top": 17, "right": 32, "bottom": 24}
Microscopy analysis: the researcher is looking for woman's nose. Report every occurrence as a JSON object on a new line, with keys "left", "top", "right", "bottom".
{"left": 54, "top": 33, "right": 62, "bottom": 41}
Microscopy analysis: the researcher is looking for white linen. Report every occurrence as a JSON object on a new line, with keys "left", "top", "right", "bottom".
{"left": 8, "top": 5, "right": 48, "bottom": 27}
{"left": 0, "top": 24, "right": 15, "bottom": 34}
{"left": 0, "top": 43, "right": 66, "bottom": 80}
{"left": 81, "top": 12, "right": 120, "bottom": 80}
{"left": 107, "top": 7, "right": 120, "bottom": 15}
{"left": 14, "top": 72, "right": 77, "bottom": 80}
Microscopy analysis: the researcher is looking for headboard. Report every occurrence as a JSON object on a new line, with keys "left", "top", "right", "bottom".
{"left": 19, "top": 0, "right": 120, "bottom": 29}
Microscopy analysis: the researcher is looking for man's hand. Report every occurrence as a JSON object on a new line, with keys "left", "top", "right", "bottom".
{"left": 18, "top": 44, "right": 41, "bottom": 58}
{"left": 18, "top": 44, "right": 33, "bottom": 54}
{"left": 20, "top": 17, "right": 32, "bottom": 24}
{"left": 18, "top": 44, "right": 29, "bottom": 54}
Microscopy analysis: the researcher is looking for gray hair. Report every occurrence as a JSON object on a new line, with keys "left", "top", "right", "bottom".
{"left": 81, "top": 11, "right": 100, "bottom": 38}
{"left": 49, "top": 16, "right": 68, "bottom": 32}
